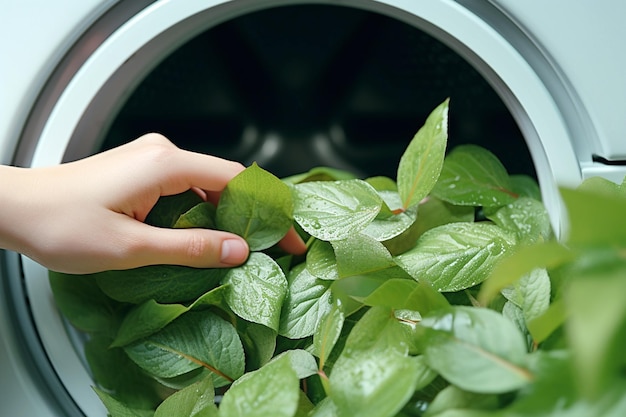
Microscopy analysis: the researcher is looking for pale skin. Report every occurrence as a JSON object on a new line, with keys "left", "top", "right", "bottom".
{"left": 0, "top": 133, "right": 306, "bottom": 274}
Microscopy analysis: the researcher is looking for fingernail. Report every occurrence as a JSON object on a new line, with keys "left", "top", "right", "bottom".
{"left": 221, "top": 239, "right": 249, "bottom": 265}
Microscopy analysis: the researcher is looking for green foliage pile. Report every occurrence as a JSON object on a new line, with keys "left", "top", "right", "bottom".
{"left": 50, "top": 99, "right": 626, "bottom": 417}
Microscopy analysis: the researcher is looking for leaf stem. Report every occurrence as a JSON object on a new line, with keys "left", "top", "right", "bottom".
{"left": 318, "top": 369, "right": 331, "bottom": 396}
{"left": 305, "top": 235, "right": 316, "bottom": 250}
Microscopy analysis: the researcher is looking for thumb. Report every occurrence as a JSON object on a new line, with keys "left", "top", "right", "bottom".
{"left": 126, "top": 224, "right": 250, "bottom": 269}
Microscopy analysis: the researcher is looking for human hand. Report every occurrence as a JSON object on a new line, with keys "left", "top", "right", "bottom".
{"left": 0, "top": 133, "right": 306, "bottom": 274}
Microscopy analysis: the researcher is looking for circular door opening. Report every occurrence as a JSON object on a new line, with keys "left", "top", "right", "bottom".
{"left": 100, "top": 4, "right": 533, "bottom": 181}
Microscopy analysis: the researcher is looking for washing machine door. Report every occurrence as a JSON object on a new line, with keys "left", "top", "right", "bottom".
{"left": 2, "top": 1, "right": 622, "bottom": 416}
{"left": 1, "top": 2, "right": 122, "bottom": 415}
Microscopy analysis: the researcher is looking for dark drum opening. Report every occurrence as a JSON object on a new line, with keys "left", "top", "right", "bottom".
{"left": 101, "top": 4, "right": 534, "bottom": 180}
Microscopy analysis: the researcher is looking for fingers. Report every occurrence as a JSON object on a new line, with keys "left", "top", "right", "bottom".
{"left": 132, "top": 133, "right": 246, "bottom": 196}
{"left": 120, "top": 221, "right": 250, "bottom": 270}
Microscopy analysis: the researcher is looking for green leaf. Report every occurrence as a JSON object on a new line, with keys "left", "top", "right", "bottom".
{"left": 173, "top": 201, "right": 216, "bottom": 229}
{"left": 329, "top": 349, "right": 423, "bottom": 417}
{"left": 125, "top": 310, "right": 244, "bottom": 387}
{"left": 510, "top": 175, "right": 542, "bottom": 201}
{"left": 560, "top": 186, "right": 626, "bottom": 247}
{"left": 397, "top": 98, "right": 449, "bottom": 209}
{"left": 221, "top": 252, "right": 288, "bottom": 331}
{"left": 330, "top": 273, "right": 396, "bottom": 316}
{"left": 270, "top": 349, "right": 319, "bottom": 379}
{"left": 235, "top": 318, "right": 277, "bottom": 371}
{"left": 331, "top": 233, "right": 396, "bottom": 279}
{"left": 502, "top": 301, "right": 529, "bottom": 343}
{"left": 86, "top": 336, "right": 161, "bottom": 410}
{"left": 576, "top": 175, "right": 626, "bottom": 200}
{"left": 504, "top": 351, "right": 626, "bottom": 417}
{"left": 343, "top": 306, "right": 409, "bottom": 354}
{"left": 361, "top": 278, "right": 418, "bottom": 308}
{"left": 501, "top": 268, "right": 551, "bottom": 325}
{"left": 362, "top": 191, "right": 418, "bottom": 241}
{"left": 294, "top": 391, "right": 316, "bottom": 417}
{"left": 145, "top": 190, "right": 203, "bottom": 228}
{"left": 154, "top": 368, "right": 208, "bottom": 391}
{"left": 292, "top": 179, "right": 382, "bottom": 241}
{"left": 94, "top": 388, "right": 155, "bottom": 417}
{"left": 478, "top": 241, "right": 574, "bottom": 305}
{"left": 308, "top": 397, "right": 339, "bottom": 417}
{"left": 112, "top": 300, "right": 188, "bottom": 348}
{"left": 565, "top": 252, "right": 626, "bottom": 398}
{"left": 306, "top": 240, "right": 339, "bottom": 280}
{"left": 219, "top": 354, "right": 300, "bottom": 417}
{"left": 405, "top": 280, "right": 452, "bottom": 313}
{"left": 216, "top": 162, "right": 293, "bottom": 251}
{"left": 424, "top": 385, "right": 499, "bottom": 417}
{"left": 154, "top": 377, "right": 217, "bottom": 417}
{"left": 49, "top": 271, "right": 122, "bottom": 335}
{"left": 432, "top": 145, "right": 517, "bottom": 207}
{"left": 412, "top": 196, "right": 475, "bottom": 238}
{"left": 526, "top": 299, "right": 566, "bottom": 344}
{"left": 362, "top": 278, "right": 449, "bottom": 314}
{"left": 419, "top": 306, "right": 532, "bottom": 393}
{"left": 279, "top": 263, "right": 333, "bottom": 339}
{"left": 365, "top": 176, "right": 398, "bottom": 192}
{"left": 112, "top": 285, "right": 230, "bottom": 347}
{"left": 282, "top": 166, "right": 357, "bottom": 184}
{"left": 313, "top": 298, "right": 345, "bottom": 369}
{"left": 395, "top": 222, "right": 517, "bottom": 292}
{"left": 487, "top": 197, "right": 553, "bottom": 244}
{"left": 95, "top": 265, "right": 224, "bottom": 304}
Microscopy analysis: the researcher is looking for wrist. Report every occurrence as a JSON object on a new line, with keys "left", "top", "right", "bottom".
{"left": 0, "top": 165, "right": 38, "bottom": 254}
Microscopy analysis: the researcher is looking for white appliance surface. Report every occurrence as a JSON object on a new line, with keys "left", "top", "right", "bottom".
{"left": 1, "top": 1, "right": 625, "bottom": 416}
{"left": 1, "top": 3, "right": 116, "bottom": 416}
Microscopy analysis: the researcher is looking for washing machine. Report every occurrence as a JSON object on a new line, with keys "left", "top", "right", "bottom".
{"left": 2, "top": 1, "right": 626, "bottom": 416}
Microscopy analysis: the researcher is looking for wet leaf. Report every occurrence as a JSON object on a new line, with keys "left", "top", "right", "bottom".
{"left": 219, "top": 354, "right": 300, "bottom": 417}
{"left": 292, "top": 179, "right": 382, "bottom": 241}
{"left": 395, "top": 222, "right": 517, "bottom": 292}
{"left": 279, "top": 263, "right": 333, "bottom": 339}
{"left": 478, "top": 241, "right": 574, "bottom": 305}
{"left": 397, "top": 98, "right": 449, "bottom": 209}
{"left": 362, "top": 191, "right": 418, "bottom": 241}
{"left": 331, "top": 233, "right": 396, "bottom": 279}
{"left": 313, "top": 298, "right": 345, "bottom": 368}
{"left": 154, "top": 377, "right": 217, "bottom": 417}
{"left": 501, "top": 268, "right": 551, "bottom": 325}
{"left": 330, "top": 349, "right": 423, "bottom": 417}
{"left": 221, "top": 252, "right": 288, "bottom": 331}
{"left": 125, "top": 310, "right": 244, "bottom": 387}
{"left": 271, "top": 349, "right": 319, "bottom": 379}
{"left": 306, "top": 240, "right": 339, "bottom": 280}
{"left": 419, "top": 306, "right": 532, "bottom": 393}
{"left": 432, "top": 145, "right": 516, "bottom": 207}
{"left": 487, "top": 197, "right": 552, "bottom": 244}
